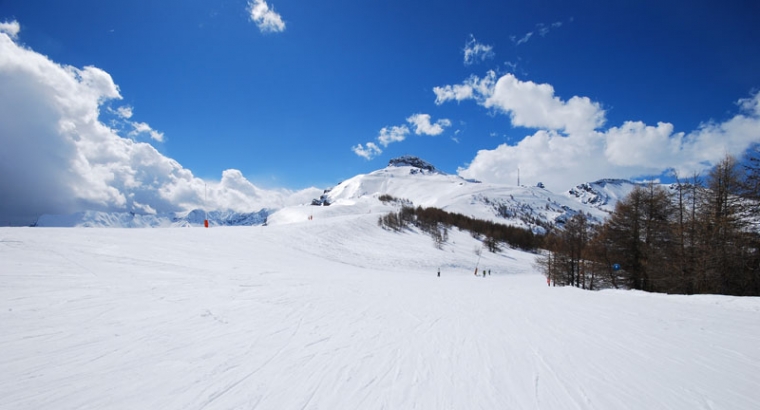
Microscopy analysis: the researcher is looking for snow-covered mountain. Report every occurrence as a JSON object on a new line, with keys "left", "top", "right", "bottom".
{"left": 293, "top": 156, "right": 638, "bottom": 233}
{"left": 565, "top": 178, "right": 641, "bottom": 213}
{"left": 33, "top": 156, "right": 640, "bottom": 230}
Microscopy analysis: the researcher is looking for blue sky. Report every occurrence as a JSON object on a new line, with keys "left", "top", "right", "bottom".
{"left": 1, "top": 0, "right": 759, "bottom": 220}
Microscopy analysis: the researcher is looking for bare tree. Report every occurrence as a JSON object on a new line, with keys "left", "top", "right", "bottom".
{"left": 604, "top": 183, "right": 673, "bottom": 291}
{"left": 699, "top": 156, "right": 746, "bottom": 294}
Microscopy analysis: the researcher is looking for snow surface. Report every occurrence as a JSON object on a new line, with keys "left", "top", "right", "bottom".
{"left": 2, "top": 213, "right": 760, "bottom": 409}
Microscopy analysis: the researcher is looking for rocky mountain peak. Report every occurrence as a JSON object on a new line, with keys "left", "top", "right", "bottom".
{"left": 388, "top": 156, "right": 438, "bottom": 173}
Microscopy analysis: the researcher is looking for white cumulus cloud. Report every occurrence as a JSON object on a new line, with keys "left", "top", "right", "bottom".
{"left": 434, "top": 71, "right": 497, "bottom": 105}
{"left": 0, "top": 20, "right": 20, "bottom": 39}
{"left": 377, "top": 125, "right": 410, "bottom": 147}
{"left": 248, "top": 0, "right": 286, "bottom": 33}
{"left": 129, "top": 121, "right": 165, "bottom": 142}
{"left": 352, "top": 142, "right": 382, "bottom": 160}
{"left": 115, "top": 105, "right": 133, "bottom": 119}
{"left": 352, "top": 115, "right": 452, "bottom": 160}
{"left": 406, "top": 114, "right": 452, "bottom": 136}
{"left": 444, "top": 71, "right": 760, "bottom": 190}
{"left": 436, "top": 71, "right": 605, "bottom": 134}
{"left": 484, "top": 74, "right": 605, "bottom": 134}
{"left": 0, "top": 24, "right": 307, "bottom": 223}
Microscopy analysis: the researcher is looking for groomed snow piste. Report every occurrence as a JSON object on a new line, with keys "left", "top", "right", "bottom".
{"left": 1, "top": 212, "right": 759, "bottom": 409}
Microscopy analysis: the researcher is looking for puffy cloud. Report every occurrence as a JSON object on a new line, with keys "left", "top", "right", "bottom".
{"left": 455, "top": 84, "right": 760, "bottom": 190}
{"left": 0, "top": 24, "right": 306, "bottom": 223}
{"left": 248, "top": 0, "right": 286, "bottom": 33}
{"left": 215, "top": 169, "right": 283, "bottom": 209}
{"left": 459, "top": 129, "right": 631, "bottom": 190}
{"left": 129, "top": 121, "right": 165, "bottom": 142}
{"left": 485, "top": 74, "right": 605, "bottom": 133}
{"left": 463, "top": 35, "right": 494, "bottom": 66}
{"left": 352, "top": 115, "right": 452, "bottom": 160}
{"left": 604, "top": 122, "right": 683, "bottom": 168}
{"left": 439, "top": 68, "right": 760, "bottom": 190}
{"left": 1, "top": 28, "right": 122, "bottom": 219}
{"left": 436, "top": 71, "right": 605, "bottom": 133}
{"left": 352, "top": 142, "right": 382, "bottom": 160}
{"left": 115, "top": 105, "right": 133, "bottom": 119}
{"left": 377, "top": 125, "right": 410, "bottom": 147}
{"left": 406, "top": 113, "right": 451, "bottom": 136}
{"left": 110, "top": 105, "right": 164, "bottom": 142}
{"left": 433, "top": 71, "right": 496, "bottom": 105}
{"left": 739, "top": 93, "right": 760, "bottom": 116}
{"left": 0, "top": 21, "right": 20, "bottom": 39}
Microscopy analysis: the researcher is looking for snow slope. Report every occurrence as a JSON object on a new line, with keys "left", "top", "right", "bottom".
{"left": 1, "top": 215, "right": 759, "bottom": 409}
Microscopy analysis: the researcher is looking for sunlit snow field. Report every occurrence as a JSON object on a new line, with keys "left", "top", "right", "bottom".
{"left": 1, "top": 214, "right": 759, "bottom": 409}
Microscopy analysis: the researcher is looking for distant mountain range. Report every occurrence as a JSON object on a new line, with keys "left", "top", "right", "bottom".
{"left": 36, "top": 209, "right": 269, "bottom": 228}
{"left": 35, "top": 156, "right": 643, "bottom": 229}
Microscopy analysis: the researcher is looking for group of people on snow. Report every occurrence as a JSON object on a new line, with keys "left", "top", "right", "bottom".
{"left": 436, "top": 268, "right": 492, "bottom": 277}
{"left": 474, "top": 267, "right": 491, "bottom": 277}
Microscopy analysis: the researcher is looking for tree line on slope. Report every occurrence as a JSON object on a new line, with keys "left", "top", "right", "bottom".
{"left": 377, "top": 194, "right": 539, "bottom": 252}
{"left": 537, "top": 149, "right": 760, "bottom": 296}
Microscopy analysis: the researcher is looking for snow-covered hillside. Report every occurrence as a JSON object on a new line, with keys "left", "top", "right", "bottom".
{"left": 565, "top": 178, "right": 641, "bottom": 213}
{"left": 304, "top": 157, "right": 620, "bottom": 233}
{"left": 1, "top": 212, "right": 758, "bottom": 409}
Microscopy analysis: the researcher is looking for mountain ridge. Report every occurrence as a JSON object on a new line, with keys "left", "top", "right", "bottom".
{"left": 32, "top": 156, "right": 639, "bottom": 229}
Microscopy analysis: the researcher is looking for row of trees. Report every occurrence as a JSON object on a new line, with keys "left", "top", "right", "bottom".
{"left": 378, "top": 202, "right": 539, "bottom": 251}
{"left": 538, "top": 150, "right": 760, "bottom": 296}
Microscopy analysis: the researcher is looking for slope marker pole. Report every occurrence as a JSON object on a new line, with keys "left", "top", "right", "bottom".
{"left": 204, "top": 183, "right": 209, "bottom": 228}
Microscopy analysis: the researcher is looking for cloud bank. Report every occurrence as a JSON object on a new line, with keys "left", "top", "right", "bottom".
{"left": 248, "top": 0, "right": 286, "bottom": 33}
{"left": 0, "top": 24, "right": 309, "bottom": 223}
{"left": 435, "top": 71, "right": 760, "bottom": 190}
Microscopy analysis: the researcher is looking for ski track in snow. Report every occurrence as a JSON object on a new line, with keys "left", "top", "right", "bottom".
{"left": 1, "top": 219, "right": 760, "bottom": 410}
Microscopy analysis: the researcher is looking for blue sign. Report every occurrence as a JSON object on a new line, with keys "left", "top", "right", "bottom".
{"left": 612, "top": 263, "right": 621, "bottom": 271}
